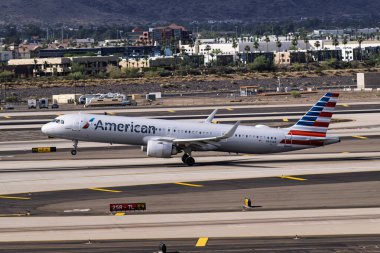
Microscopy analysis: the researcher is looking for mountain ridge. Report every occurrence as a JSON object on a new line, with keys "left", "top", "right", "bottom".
{"left": 0, "top": 0, "right": 379, "bottom": 25}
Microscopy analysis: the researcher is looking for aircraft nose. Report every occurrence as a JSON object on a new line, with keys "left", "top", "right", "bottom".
{"left": 41, "top": 123, "right": 51, "bottom": 135}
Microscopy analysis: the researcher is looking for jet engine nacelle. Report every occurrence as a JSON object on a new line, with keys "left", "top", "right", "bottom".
{"left": 146, "top": 140, "right": 178, "bottom": 158}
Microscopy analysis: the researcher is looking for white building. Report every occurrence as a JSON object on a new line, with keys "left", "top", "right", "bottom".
{"left": 341, "top": 47, "right": 354, "bottom": 62}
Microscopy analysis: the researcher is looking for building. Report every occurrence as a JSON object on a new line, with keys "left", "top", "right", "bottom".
{"left": 275, "top": 52, "right": 291, "bottom": 65}
{"left": 127, "top": 28, "right": 152, "bottom": 46}
{"left": 8, "top": 58, "right": 71, "bottom": 77}
{"left": 8, "top": 56, "right": 118, "bottom": 77}
{"left": 39, "top": 47, "right": 125, "bottom": 58}
{"left": 120, "top": 56, "right": 182, "bottom": 69}
{"left": 151, "top": 24, "right": 191, "bottom": 45}
{"left": 71, "top": 56, "right": 119, "bottom": 75}
{"left": 73, "top": 38, "right": 95, "bottom": 48}
{"left": 357, "top": 73, "right": 380, "bottom": 90}
{"left": 124, "top": 46, "right": 161, "bottom": 58}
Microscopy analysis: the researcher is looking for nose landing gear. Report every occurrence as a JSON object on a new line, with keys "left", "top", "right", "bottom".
{"left": 71, "top": 140, "right": 78, "bottom": 156}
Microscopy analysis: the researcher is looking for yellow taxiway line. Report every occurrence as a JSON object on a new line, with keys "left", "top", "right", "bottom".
{"left": 283, "top": 118, "right": 289, "bottom": 122}
{"left": 175, "top": 182, "right": 203, "bottom": 188}
{"left": 0, "top": 195, "right": 31, "bottom": 200}
{"left": 226, "top": 108, "right": 234, "bottom": 111}
{"left": 0, "top": 214, "right": 28, "bottom": 217}
{"left": 3, "top": 116, "right": 11, "bottom": 119}
{"left": 280, "top": 176, "right": 307, "bottom": 181}
{"left": 168, "top": 110, "right": 176, "bottom": 113}
{"left": 352, "top": 135, "right": 368, "bottom": 140}
{"left": 114, "top": 212, "right": 125, "bottom": 216}
{"left": 196, "top": 237, "right": 209, "bottom": 247}
{"left": 88, "top": 188, "right": 122, "bottom": 193}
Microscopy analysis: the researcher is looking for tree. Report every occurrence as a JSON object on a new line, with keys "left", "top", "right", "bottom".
{"left": 303, "top": 37, "right": 309, "bottom": 50}
{"left": 314, "top": 40, "right": 321, "bottom": 50}
{"left": 253, "top": 40, "right": 260, "bottom": 52}
{"left": 244, "top": 45, "right": 251, "bottom": 64}
{"left": 264, "top": 35, "right": 270, "bottom": 52}
{"left": 291, "top": 36, "right": 298, "bottom": 51}
{"left": 314, "top": 41, "right": 321, "bottom": 63}
{"left": 332, "top": 37, "right": 339, "bottom": 48}
{"left": 248, "top": 55, "right": 273, "bottom": 72}
{"left": 0, "top": 71, "right": 14, "bottom": 82}
{"left": 205, "top": 45, "right": 212, "bottom": 65}
{"left": 342, "top": 36, "right": 348, "bottom": 47}
{"left": 68, "top": 72, "right": 84, "bottom": 80}
{"left": 276, "top": 39, "right": 282, "bottom": 64}
{"left": 357, "top": 36, "right": 364, "bottom": 61}
{"left": 232, "top": 39, "right": 238, "bottom": 53}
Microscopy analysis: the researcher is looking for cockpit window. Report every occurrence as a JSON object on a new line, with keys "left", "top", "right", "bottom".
{"left": 51, "top": 118, "right": 64, "bottom": 124}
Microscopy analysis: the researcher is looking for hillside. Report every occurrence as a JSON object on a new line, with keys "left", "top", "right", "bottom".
{"left": 0, "top": 0, "right": 379, "bottom": 25}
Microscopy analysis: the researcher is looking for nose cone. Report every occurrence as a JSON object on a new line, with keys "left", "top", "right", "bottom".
{"left": 41, "top": 123, "right": 51, "bottom": 135}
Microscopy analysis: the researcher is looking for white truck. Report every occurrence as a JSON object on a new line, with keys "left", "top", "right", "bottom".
{"left": 28, "top": 99, "right": 37, "bottom": 109}
{"left": 38, "top": 98, "right": 49, "bottom": 109}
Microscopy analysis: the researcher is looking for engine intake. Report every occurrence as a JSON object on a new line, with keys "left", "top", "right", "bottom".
{"left": 146, "top": 140, "right": 178, "bottom": 158}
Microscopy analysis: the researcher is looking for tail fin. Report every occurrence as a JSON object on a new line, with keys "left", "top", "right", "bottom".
{"left": 289, "top": 92, "right": 339, "bottom": 138}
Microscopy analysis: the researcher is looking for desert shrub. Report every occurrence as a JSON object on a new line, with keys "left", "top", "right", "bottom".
{"left": 290, "top": 90, "right": 301, "bottom": 98}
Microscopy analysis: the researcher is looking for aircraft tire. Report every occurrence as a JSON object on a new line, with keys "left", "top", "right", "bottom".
{"left": 182, "top": 154, "right": 189, "bottom": 163}
{"left": 71, "top": 150, "right": 77, "bottom": 156}
{"left": 185, "top": 156, "right": 195, "bottom": 166}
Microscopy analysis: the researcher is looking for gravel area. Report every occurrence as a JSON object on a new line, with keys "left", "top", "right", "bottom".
{"left": 3, "top": 76, "right": 355, "bottom": 100}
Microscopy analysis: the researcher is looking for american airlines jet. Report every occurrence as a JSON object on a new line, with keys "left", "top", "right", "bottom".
{"left": 41, "top": 93, "right": 340, "bottom": 166}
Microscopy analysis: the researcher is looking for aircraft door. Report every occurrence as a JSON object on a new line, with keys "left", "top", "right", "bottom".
{"left": 72, "top": 117, "right": 81, "bottom": 131}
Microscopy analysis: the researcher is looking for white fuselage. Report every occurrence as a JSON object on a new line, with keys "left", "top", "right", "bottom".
{"left": 42, "top": 113, "right": 316, "bottom": 154}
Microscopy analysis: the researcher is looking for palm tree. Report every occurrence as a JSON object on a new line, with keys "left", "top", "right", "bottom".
{"left": 264, "top": 35, "right": 270, "bottom": 52}
{"left": 188, "top": 39, "right": 195, "bottom": 54}
{"left": 276, "top": 39, "right": 282, "bottom": 64}
{"left": 342, "top": 36, "right": 348, "bottom": 47}
{"left": 357, "top": 36, "right": 364, "bottom": 61}
{"left": 314, "top": 41, "right": 321, "bottom": 62}
{"left": 291, "top": 36, "right": 298, "bottom": 50}
{"left": 244, "top": 45, "right": 251, "bottom": 64}
{"left": 232, "top": 39, "right": 238, "bottom": 54}
{"left": 253, "top": 40, "right": 260, "bottom": 52}
{"left": 205, "top": 45, "right": 211, "bottom": 65}
{"left": 332, "top": 37, "right": 339, "bottom": 49}
{"left": 303, "top": 37, "right": 309, "bottom": 50}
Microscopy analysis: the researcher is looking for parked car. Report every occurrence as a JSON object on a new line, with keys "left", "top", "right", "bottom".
{"left": 5, "top": 104, "right": 14, "bottom": 110}
{"left": 121, "top": 99, "right": 137, "bottom": 106}
{"left": 51, "top": 103, "right": 59, "bottom": 109}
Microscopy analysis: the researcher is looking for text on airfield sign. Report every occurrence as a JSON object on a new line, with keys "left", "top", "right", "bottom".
{"left": 110, "top": 203, "right": 146, "bottom": 212}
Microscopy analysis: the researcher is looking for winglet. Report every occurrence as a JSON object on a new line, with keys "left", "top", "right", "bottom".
{"left": 221, "top": 121, "right": 240, "bottom": 139}
{"left": 205, "top": 109, "right": 218, "bottom": 124}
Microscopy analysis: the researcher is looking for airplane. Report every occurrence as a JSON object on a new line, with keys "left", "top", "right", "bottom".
{"left": 41, "top": 92, "right": 341, "bottom": 166}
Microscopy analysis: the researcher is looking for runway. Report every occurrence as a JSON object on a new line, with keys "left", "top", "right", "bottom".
{"left": 0, "top": 101, "right": 379, "bottom": 250}
{"left": 1, "top": 236, "right": 380, "bottom": 253}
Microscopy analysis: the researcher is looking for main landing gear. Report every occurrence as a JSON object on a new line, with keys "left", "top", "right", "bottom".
{"left": 182, "top": 153, "right": 195, "bottom": 166}
{"left": 71, "top": 139, "right": 78, "bottom": 156}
